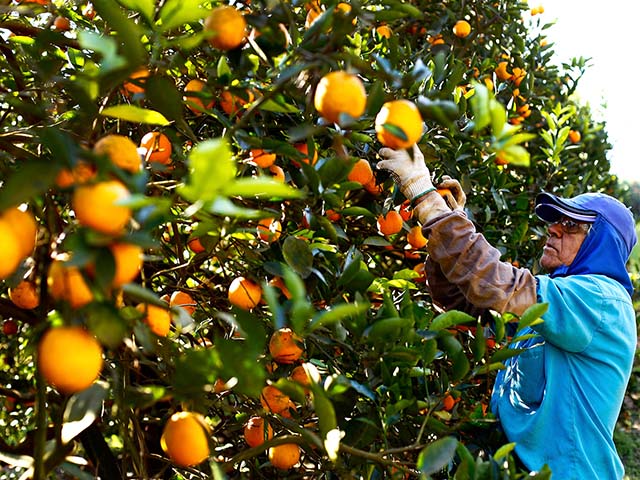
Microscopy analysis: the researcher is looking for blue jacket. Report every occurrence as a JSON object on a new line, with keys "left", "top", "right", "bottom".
{"left": 491, "top": 214, "right": 637, "bottom": 479}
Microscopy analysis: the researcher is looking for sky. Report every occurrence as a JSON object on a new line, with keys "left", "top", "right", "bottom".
{"left": 538, "top": 1, "right": 640, "bottom": 183}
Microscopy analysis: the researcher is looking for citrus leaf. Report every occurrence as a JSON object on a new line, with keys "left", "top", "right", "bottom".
{"left": 308, "top": 302, "right": 370, "bottom": 333}
{"left": 101, "top": 105, "right": 169, "bottom": 125}
{"left": 494, "top": 442, "right": 517, "bottom": 461}
{"left": 117, "top": 0, "right": 155, "bottom": 24}
{"left": 282, "top": 236, "right": 314, "bottom": 279}
{"left": 517, "top": 302, "right": 548, "bottom": 332}
{"left": 61, "top": 382, "right": 109, "bottom": 444}
{"left": 417, "top": 436, "right": 459, "bottom": 475}
{"left": 429, "top": 310, "right": 475, "bottom": 331}
{"left": 158, "top": 0, "right": 210, "bottom": 32}
{"left": 223, "top": 177, "right": 304, "bottom": 199}
{"left": 178, "top": 138, "right": 236, "bottom": 203}
{"left": 381, "top": 123, "right": 408, "bottom": 142}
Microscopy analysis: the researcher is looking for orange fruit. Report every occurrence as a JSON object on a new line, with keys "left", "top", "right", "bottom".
{"left": 243, "top": 416, "right": 274, "bottom": 448}
{"left": 122, "top": 67, "right": 149, "bottom": 96}
{"left": 53, "top": 16, "right": 71, "bottom": 31}
{"left": 305, "top": 7, "right": 323, "bottom": 28}
{"left": 55, "top": 161, "right": 96, "bottom": 188}
{"left": 93, "top": 134, "right": 142, "bottom": 173}
{"left": 268, "top": 276, "right": 292, "bottom": 299}
{"left": 413, "top": 263, "right": 426, "bottom": 283}
{"left": 511, "top": 67, "right": 526, "bottom": 86}
{"left": 399, "top": 200, "right": 412, "bottom": 221}
{"left": 204, "top": 5, "right": 247, "bottom": 51}
{"left": 188, "top": 236, "right": 206, "bottom": 253}
{"left": 268, "top": 443, "right": 301, "bottom": 470}
{"left": 568, "top": 130, "right": 581, "bottom": 144}
{"left": 269, "top": 328, "right": 304, "bottom": 364}
{"left": 47, "top": 260, "right": 94, "bottom": 308}
{"left": 250, "top": 149, "right": 276, "bottom": 168}
{"left": 161, "top": 411, "right": 210, "bottom": 467}
{"left": 220, "top": 89, "right": 254, "bottom": 116}
{"left": 37, "top": 326, "right": 103, "bottom": 394}
{"left": 293, "top": 142, "right": 318, "bottom": 166}
{"left": 139, "top": 132, "right": 172, "bottom": 165}
{"left": 377, "top": 210, "right": 403, "bottom": 236}
{"left": 364, "top": 177, "right": 383, "bottom": 195}
{"left": 170, "top": 290, "right": 197, "bottom": 315}
{"left": 453, "top": 20, "right": 471, "bottom": 38}
{"left": 228, "top": 276, "right": 262, "bottom": 310}
{"left": 183, "top": 79, "right": 214, "bottom": 115}
{"left": 257, "top": 218, "right": 282, "bottom": 243}
{"left": 269, "top": 164, "right": 286, "bottom": 182}
{"left": 494, "top": 61, "right": 512, "bottom": 81}
{"left": 347, "top": 159, "right": 374, "bottom": 185}
{"left": 325, "top": 209, "right": 341, "bottom": 222}
{"left": 109, "top": 242, "right": 143, "bottom": 287}
{"left": 335, "top": 2, "right": 356, "bottom": 24}
{"left": 72, "top": 180, "right": 132, "bottom": 236}
{"left": 375, "top": 99, "right": 423, "bottom": 149}
{"left": 136, "top": 303, "right": 171, "bottom": 337}
{"left": 442, "top": 393, "right": 458, "bottom": 411}
{"left": 314, "top": 71, "right": 367, "bottom": 125}
{"left": 1, "top": 206, "right": 37, "bottom": 259}
{"left": 290, "top": 362, "right": 320, "bottom": 391}
{"left": 260, "top": 384, "right": 290, "bottom": 414}
{"left": 407, "top": 225, "right": 427, "bottom": 249}
{"left": 375, "top": 25, "right": 392, "bottom": 38}
{"left": 9, "top": 280, "right": 39, "bottom": 309}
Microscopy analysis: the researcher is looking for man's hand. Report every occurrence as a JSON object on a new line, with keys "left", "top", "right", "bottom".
{"left": 437, "top": 176, "right": 466, "bottom": 210}
{"left": 377, "top": 144, "right": 434, "bottom": 202}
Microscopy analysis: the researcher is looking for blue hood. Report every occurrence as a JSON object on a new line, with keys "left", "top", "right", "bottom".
{"left": 535, "top": 192, "right": 637, "bottom": 297}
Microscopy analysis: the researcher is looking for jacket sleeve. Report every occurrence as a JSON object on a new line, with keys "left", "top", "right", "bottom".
{"left": 423, "top": 211, "right": 538, "bottom": 316}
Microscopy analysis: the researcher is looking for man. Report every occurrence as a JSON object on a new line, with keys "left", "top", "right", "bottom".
{"left": 377, "top": 145, "right": 637, "bottom": 479}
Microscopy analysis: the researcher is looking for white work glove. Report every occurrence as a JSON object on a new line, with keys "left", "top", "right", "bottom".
{"left": 437, "top": 175, "right": 466, "bottom": 211}
{"left": 377, "top": 145, "right": 452, "bottom": 223}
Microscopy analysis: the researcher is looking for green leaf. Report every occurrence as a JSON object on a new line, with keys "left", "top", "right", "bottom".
{"left": 381, "top": 123, "right": 408, "bottom": 142}
{"left": 310, "top": 385, "right": 338, "bottom": 439}
{"left": 117, "top": 0, "right": 155, "bottom": 24}
{"left": 101, "top": 105, "right": 170, "bottom": 125}
{"left": 207, "top": 197, "right": 263, "bottom": 219}
{"left": 308, "top": 302, "right": 370, "bottom": 333}
{"left": 223, "top": 177, "right": 304, "bottom": 199}
{"left": 77, "top": 30, "right": 127, "bottom": 75}
{"left": 259, "top": 98, "right": 300, "bottom": 113}
{"left": 517, "top": 302, "right": 548, "bottom": 332}
{"left": 417, "top": 436, "right": 458, "bottom": 475}
{"left": 91, "top": 0, "right": 146, "bottom": 65}
{"left": 178, "top": 139, "right": 236, "bottom": 203}
{"left": 429, "top": 310, "right": 475, "bottom": 331}
{"left": 158, "top": 0, "right": 210, "bottom": 32}
{"left": 493, "top": 442, "right": 517, "bottom": 461}
{"left": 61, "top": 382, "right": 109, "bottom": 444}
{"left": 489, "top": 347, "right": 525, "bottom": 363}
{"left": 364, "top": 317, "right": 413, "bottom": 343}
{"left": 469, "top": 82, "right": 490, "bottom": 132}
{"left": 0, "top": 159, "right": 58, "bottom": 211}
{"left": 282, "top": 236, "right": 314, "bottom": 279}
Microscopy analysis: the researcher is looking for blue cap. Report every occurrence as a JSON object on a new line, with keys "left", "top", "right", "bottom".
{"left": 535, "top": 192, "right": 637, "bottom": 254}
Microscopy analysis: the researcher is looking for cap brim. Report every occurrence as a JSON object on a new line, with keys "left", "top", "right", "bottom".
{"left": 535, "top": 192, "right": 598, "bottom": 223}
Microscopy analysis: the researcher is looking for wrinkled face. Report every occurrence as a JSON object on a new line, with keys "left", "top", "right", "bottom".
{"left": 540, "top": 217, "right": 591, "bottom": 272}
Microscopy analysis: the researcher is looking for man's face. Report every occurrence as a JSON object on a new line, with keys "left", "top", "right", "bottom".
{"left": 540, "top": 217, "right": 591, "bottom": 272}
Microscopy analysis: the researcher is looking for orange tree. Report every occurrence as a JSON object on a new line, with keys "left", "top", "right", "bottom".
{"left": 0, "top": 0, "right": 627, "bottom": 478}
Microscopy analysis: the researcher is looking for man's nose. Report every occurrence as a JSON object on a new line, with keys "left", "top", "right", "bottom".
{"left": 547, "top": 222, "right": 563, "bottom": 236}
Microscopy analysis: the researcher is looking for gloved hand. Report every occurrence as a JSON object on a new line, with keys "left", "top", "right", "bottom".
{"left": 437, "top": 176, "right": 466, "bottom": 210}
{"left": 377, "top": 144, "right": 434, "bottom": 202}
{"left": 377, "top": 144, "right": 451, "bottom": 223}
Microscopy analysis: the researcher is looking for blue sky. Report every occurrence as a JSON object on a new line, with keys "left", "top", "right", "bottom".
{"left": 538, "top": 1, "right": 640, "bottom": 183}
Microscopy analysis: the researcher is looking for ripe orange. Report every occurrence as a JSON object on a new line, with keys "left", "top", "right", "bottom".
{"left": 269, "top": 328, "right": 304, "bottom": 364}
{"left": 375, "top": 99, "right": 423, "bottom": 149}
{"left": 243, "top": 416, "right": 274, "bottom": 448}
{"left": 9, "top": 280, "right": 39, "bottom": 309}
{"left": 313, "top": 71, "right": 367, "bottom": 125}
{"left": 290, "top": 362, "right": 320, "bottom": 391}
{"left": 304, "top": 7, "right": 323, "bottom": 28}
{"left": 188, "top": 236, "right": 206, "bottom": 253}
{"left": 250, "top": 149, "right": 276, "bottom": 168}
{"left": 47, "top": 260, "right": 94, "bottom": 308}
{"left": 55, "top": 161, "right": 96, "bottom": 188}
{"left": 161, "top": 411, "right": 210, "bottom": 467}
{"left": 268, "top": 276, "right": 292, "bottom": 299}
{"left": 3, "top": 319, "right": 18, "bottom": 335}
{"left": 122, "top": 67, "right": 149, "bottom": 96}
{"left": 268, "top": 443, "right": 301, "bottom": 470}
{"left": 136, "top": 303, "right": 171, "bottom": 337}
{"left": 375, "top": 25, "right": 392, "bottom": 38}
{"left": 399, "top": 200, "right": 412, "bottom": 221}
{"left": 72, "top": 180, "right": 132, "bottom": 236}
{"left": 452, "top": 20, "right": 471, "bottom": 38}
{"left": 1, "top": 206, "right": 37, "bottom": 259}
{"left": 269, "top": 164, "right": 286, "bottom": 182}
{"left": 53, "top": 16, "right": 71, "bottom": 31}
{"left": 511, "top": 67, "right": 526, "bottom": 86}
{"left": 377, "top": 210, "right": 403, "bottom": 236}
{"left": 139, "top": 132, "right": 172, "bottom": 165}
{"left": 37, "top": 326, "right": 103, "bottom": 394}
{"left": 407, "top": 225, "right": 427, "bottom": 249}
{"left": 364, "top": 177, "right": 383, "bottom": 195}
{"left": 494, "top": 61, "right": 512, "bottom": 81}
{"left": 170, "top": 290, "right": 197, "bottom": 316}
{"left": 293, "top": 142, "right": 318, "bottom": 166}
{"left": 220, "top": 89, "right": 254, "bottom": 116}
{"left": 93, "top": 134, "right": 142, "bottom": 173}
{"left": 257, "top": 218, "right": 282, "bottom": 243}
{"left": 413, "top": 263, "right": 426, "bottom": 283}
{"left": 183, "top": 79, "right": 214, "bottom": 115}
{"left": 325, "top": 209, "right": 341, "bottom": 222}
{"left": 228, "top": 276, "right": 262, "bottom": 310}
{"left": 109, "top": 242, "right": 143, "bottom": 287}
{"left": 260, "top": 384, "right": 290, "bottom": 414}
{"left": 347, "top": 158, "right": 374, "bottom": 185}
{"left": 568, "top": 129, "right": 581, "bottom": 144}
{"left": 204, "top": 5, "right": 247, "bottom": 51}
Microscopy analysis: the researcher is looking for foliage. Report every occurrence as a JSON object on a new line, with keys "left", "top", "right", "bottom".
{"left": 0, "top": 0, "right": 627, "bottom": 478}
